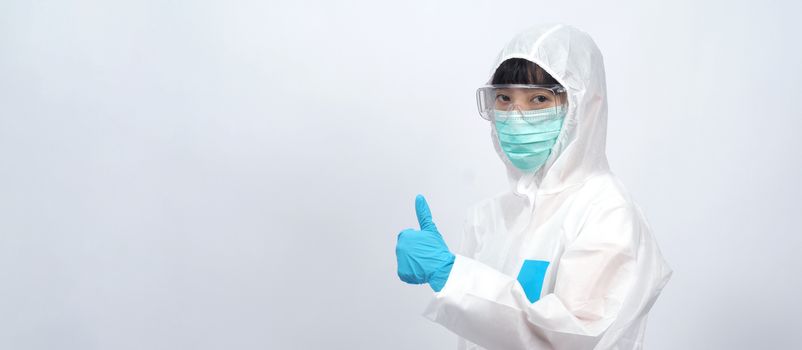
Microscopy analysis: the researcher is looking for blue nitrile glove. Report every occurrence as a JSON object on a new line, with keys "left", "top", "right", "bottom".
{"left": 396, "top": 194, "right": 455, "bottom": 292}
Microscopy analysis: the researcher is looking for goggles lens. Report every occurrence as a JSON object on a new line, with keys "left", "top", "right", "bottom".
{"left": 476, "top": 85, "right": 567, "bottom": 120}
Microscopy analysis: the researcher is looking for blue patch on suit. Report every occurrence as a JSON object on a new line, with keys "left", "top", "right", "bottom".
{"left": 517, "top": 259, "right": 550, "bottom": 303}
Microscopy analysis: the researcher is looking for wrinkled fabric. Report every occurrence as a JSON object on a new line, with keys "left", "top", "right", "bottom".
{"left": 421, "top": 23, "right": 672, "bottom": 350}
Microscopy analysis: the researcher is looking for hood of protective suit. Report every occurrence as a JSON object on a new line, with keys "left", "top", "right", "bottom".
{"left": 488, "top": 24, "right": 610, "bottom": 201}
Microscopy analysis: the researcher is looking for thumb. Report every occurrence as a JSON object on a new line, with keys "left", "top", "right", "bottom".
{"left": 415, "top": 194, "right": 439, "bottom": 233}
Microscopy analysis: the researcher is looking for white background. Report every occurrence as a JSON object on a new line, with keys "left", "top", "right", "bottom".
{"left": 1, "top": 0, "right": 801, "bottom": 349}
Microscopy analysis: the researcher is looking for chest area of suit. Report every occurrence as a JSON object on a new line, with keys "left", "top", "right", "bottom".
{"left": 470, "top": 197, "right": 591, "bottom": 301}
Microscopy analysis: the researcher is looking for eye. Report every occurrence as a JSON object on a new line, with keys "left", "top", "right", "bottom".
{"left": 496, "top": 94, "right": 511, "bottom": 102}
{"left": 531, "top": 95, "right": 549, "bottom": 103}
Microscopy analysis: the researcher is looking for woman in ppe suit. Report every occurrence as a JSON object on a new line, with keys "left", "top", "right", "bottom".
{"left": 395, "top": 23, "right": 672, "bottom": 350}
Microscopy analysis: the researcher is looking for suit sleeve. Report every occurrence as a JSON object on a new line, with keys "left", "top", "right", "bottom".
{"left": 457, "top": 204, "right": 481, "bottom": 259}
{"left": 422, "top": 203, "right": 640, "bottom": 350}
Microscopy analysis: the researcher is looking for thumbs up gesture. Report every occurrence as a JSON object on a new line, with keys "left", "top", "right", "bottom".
{"left": 396, "top": 194, "right": 455, "bottom": 292}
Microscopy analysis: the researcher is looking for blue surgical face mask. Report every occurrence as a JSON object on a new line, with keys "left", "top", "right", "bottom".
{"left": 494, "top": 107, "right": 566, "bottom": 172}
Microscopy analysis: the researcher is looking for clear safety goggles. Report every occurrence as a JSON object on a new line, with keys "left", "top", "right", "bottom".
{"left": 476, "top": 84, "right": 568, "bottom": 120}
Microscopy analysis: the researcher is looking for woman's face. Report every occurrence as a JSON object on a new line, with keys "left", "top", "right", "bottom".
{"left": 494, "top": 87, "right": 564, "bottom": 112}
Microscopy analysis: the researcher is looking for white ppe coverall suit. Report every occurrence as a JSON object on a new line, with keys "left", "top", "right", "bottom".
{"left": 422, "top": 24, "right": 673, "bottom": 350}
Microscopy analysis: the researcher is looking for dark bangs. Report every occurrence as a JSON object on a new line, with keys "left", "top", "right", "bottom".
{"left": 491, "top": 58, "right": 560, "bottom": 85}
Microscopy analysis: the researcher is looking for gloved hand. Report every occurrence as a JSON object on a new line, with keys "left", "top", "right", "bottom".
{"left": 396, "top": 194, "right": 455, "bottom": 292}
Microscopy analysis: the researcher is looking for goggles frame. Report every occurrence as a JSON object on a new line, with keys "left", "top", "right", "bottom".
{"left": 476, "top": 84, "right": 567, "bottom": 120}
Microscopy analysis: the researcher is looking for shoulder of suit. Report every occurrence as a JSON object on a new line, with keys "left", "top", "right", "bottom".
{"left": 573, "top": 173, "right": 637, "bottom": 210}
